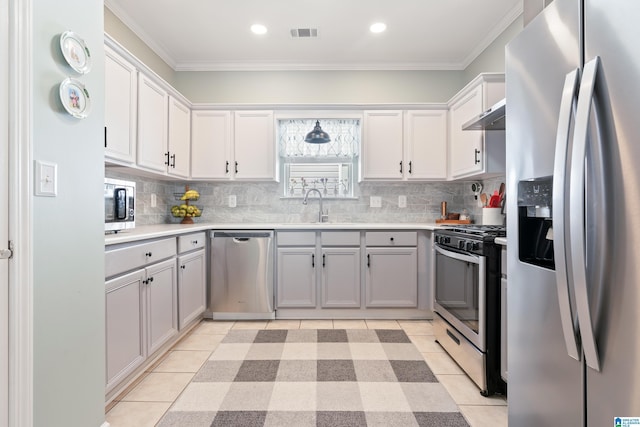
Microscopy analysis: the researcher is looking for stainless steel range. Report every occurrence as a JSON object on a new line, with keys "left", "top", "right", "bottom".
{"left": 433, "top": 225, "right": 506, "bottom": 396}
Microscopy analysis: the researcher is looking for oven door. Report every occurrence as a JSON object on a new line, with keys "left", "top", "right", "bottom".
{"left": 434, "top": 244, "right": 486, "bottom": 351}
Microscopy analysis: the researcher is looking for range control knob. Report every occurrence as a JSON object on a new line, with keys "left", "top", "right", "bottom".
{"left": 444, "top": 237, "right": 451, "bottom": 244}
{"left": 465, "top": 241, "right": 475, "bottom": 251}
{"left": 458, "top": 240, "right": 466, "bottom": 250}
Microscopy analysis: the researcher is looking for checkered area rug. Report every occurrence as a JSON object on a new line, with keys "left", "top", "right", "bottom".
{"left": 157, "top": 329, "right": 469, "bottom": 427}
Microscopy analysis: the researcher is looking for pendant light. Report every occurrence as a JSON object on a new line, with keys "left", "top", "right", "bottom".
{"left": 304, "top": 120, "right": 331, "bottom": 144}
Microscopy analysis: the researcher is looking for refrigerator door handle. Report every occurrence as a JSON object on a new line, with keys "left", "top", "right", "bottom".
{"left": 570, "top": 56, "right": 602, "bottom": 372}
{"left": 552, "top": 68, "right": 581, "bottom": 361}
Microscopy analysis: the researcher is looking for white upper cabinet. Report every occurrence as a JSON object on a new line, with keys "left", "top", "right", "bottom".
{"left": 105, "top": 46, "right": 137, "bottom": 164}
{"left": 191, "top": 110, "right": 233, "bottom": 180}
{"left": 137, "top": 73, "right": 191, "bottom": 178}
{"left": 137, "top": 74, "right": 169, "bottom": 173}
{"left": 167, "top": 97, "right": 191, "bottom": 178}
{"left": 404, "top": 109, "right": 448, "bottom": 180}
{"left": 448, "top": 73, "right": 505, "bottom": 180}
{"left": 362, "top": 109, "right": 448, "bottom": 181}
{"left": 233, "top": 111, "right": 276, "bottom": 181}
{"left": 362, "top": 110, "right": 404, "bottom": 180}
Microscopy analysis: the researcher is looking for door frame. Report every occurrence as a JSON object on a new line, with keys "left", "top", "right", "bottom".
{"left": 7, "top": 0, "right": 34, "bottom": 425}
{"left": 1, "top": 0, "right": 9, "bottom": 422}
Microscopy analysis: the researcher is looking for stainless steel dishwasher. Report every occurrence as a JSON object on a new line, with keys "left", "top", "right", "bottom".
{"left": 209, "top": 230, "right": 274, "bottom": 319}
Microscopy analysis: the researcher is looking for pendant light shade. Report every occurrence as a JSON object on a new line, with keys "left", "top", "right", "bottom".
{"left": 304, "top": 120, "right": 331, "bottom": 144}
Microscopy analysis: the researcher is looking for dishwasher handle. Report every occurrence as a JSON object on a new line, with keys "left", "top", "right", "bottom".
{"left": 211, "top": 231, "right": 273, "bottom": 239}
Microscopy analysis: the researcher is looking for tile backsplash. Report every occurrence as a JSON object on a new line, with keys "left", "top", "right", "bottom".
{"left": 106, "top": 169, "right": 505, "bottom": 226}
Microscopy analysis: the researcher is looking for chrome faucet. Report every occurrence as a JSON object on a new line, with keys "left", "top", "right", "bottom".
{"left": 302, "top": 188, "right": 329, "bottom": 223}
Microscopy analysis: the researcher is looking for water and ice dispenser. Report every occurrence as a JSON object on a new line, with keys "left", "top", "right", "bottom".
{"left": 518, "top": 177, "right": 555, "bottom": 269}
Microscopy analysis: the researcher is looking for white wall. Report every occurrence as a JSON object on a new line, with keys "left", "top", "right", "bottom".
{"left": 104, "top": 6, "right": 176, "bottom": 86}
{"left": 173, "top": 70, "right": 465, "bottom": 104}
{"left": 463, "top": 15, "right": 524, "bottom": 84}
{"left": 32, "top": 0, "right": 105, "bottom": 425}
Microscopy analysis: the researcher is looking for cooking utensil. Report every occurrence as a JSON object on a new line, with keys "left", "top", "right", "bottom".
{"left": 489, "top": 190, "right": 501, "bottom": 208}
{"left": 498, "top": 182, "right": 505, "bottom": 199}
{"left": 480, "top": 193, "right": 488, "bottom": 207}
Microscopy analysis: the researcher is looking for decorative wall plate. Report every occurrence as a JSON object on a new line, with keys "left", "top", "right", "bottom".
{"left": 59, "top": 78, "right": 91, "bottom": 119}
{"left": 59, "top": 30, "right": 91, "bottom": 74}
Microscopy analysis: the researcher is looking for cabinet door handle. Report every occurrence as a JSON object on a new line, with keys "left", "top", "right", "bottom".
{"left": 225, "top": 161, "right": 229, "bottom": 174}
{"left": 104, "top": 126, "right": 107, "bottom": 148}
{"left": 235, "top": 161, "right": 239, "bottom": 174}
{"left": 399, "top": 161, "right": 403, "bottom": 174}
{"left": 147, "top": 276, "right": 154, "bottom": 283}
{"left": 311, "top": 254, "right": 315, "bottom": 268}
{"left": 322, "top": 253, "right": 326, "bottom": 267}
{"left": 474, "top": 149, "right": 481, "bottom": 165}
{"left": 408, "top": 161, "right": 412, "bottom": 174}
{"left": 170, "top": 154, "right": 176, "bottom": 168}
{"left": 367, "top": 254, "right": 370, "bottom": 267}
{"left": 181, "top": 265, "right": 186, "bottom": 270}
{"left": 165, "top": 151, "right": 170, "bottom": 166}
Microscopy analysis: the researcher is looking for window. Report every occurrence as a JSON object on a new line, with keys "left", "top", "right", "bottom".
{"left": 278, "top": 118, "right": 360, "bottom": 198}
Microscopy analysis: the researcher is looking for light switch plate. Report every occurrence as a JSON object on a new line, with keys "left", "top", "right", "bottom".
{"left": 228, "top": 195, "right": 237, "bottom": 208}
{"left": 398, "top": 195, "right": 407, "bottom": 208}
{"left": 370, "top": 196, "right": 381, "bottom": 208}
{"left": 151, "top": 193, "right": 157, "bottom": 207}
{"left": 35, "top": 160, "right": 57, "bottom": 197}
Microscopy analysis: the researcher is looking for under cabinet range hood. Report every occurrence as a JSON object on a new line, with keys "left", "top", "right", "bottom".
{"left": 462, "top": 98, "right": 506, "bottom": 131}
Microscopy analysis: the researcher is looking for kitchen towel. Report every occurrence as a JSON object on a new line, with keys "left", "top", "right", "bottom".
{"left": 156, "top": 329, "right": 469, "bottom": 427}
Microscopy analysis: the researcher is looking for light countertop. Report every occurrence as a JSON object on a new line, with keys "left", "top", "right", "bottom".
{"left": 105, "top": 222, "right": 443, "bottom": 246}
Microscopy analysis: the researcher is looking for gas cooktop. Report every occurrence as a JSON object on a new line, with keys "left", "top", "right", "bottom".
{"left": 435, "top": 225, "right": 505, "bottom": 255}
{"left": 446, "top": 225, "right": 506, "bottom": 237}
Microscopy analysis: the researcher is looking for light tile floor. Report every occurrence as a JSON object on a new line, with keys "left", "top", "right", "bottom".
{"left": 105, "top": 319, "right": 507, "bottom": 427}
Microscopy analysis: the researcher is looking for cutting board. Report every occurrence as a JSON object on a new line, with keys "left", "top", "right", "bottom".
{"left": 435, "top": 219, "right": 472, "bottom": 224}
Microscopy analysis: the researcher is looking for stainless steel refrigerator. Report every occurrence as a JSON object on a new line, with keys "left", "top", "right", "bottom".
{"left": 506, "top": 0, "right": 640, "bottom": 425}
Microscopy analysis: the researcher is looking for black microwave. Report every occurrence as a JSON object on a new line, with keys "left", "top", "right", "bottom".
{"left": 104, "top": 178, "right": 135, "bottom": 233}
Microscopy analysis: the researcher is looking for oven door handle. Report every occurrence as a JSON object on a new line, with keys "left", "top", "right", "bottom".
{"left": 435, "top": 244, "right": 481, "bottom": 264}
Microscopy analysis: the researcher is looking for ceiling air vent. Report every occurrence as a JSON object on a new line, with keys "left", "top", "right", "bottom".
{"left": 290, "top": 28, "right": 318, "bottom": 38}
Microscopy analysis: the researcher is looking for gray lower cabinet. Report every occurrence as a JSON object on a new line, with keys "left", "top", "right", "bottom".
{"left": 105, "top": 236, "right": 179, "bottom": 396}
{"left": 365, "top": 231, "right": 418, "bottom": 308}
{"left": 105, "top": 269, "right": 146, "bottom": 393}
{"left": 105, "top": 257, "right": 178, "bottom": 393}
{"left": 146, "top": 258, "right": 178, "bottom": 355}
{"left": 365, "top": 247, "right": 418, "bottom": 308}
{"left": 177, "top": 249, "right": 206, "bottom": 329}
{"left": 321, "top": 247, "right": 361, "bottom": 308}
{"left": 276, "top": 247, "right": 317, "bottom": 308}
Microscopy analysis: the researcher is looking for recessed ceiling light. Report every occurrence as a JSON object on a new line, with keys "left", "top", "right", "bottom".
{"left": 251, "top": 24, "right": 267, "bottom": 35}
{"left": 370, "top": 22, "right": 387, "bottom": 33}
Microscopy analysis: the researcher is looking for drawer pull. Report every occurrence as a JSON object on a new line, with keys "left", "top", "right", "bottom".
{"left": 192, "top": 240, "right": 198, "bottom": 245}
{"left": 390, "top": 237, "right": 394, "bottom": 242}
{"left": 446, "top": 329, "right": 460, "bottom": 345}
{"left": 145, "top": 252, "right": 152, "bottom": 257}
